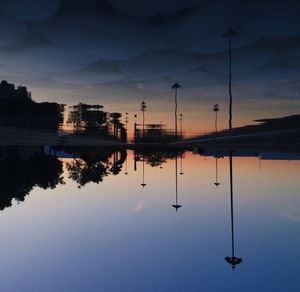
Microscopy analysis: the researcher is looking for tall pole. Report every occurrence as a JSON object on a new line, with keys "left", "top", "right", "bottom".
{"left": 172, "top": 83, "right": 182, "bottom": 139}
{"left": 125, "top": 112, "right": 128, "bottom": 141}
{"left": 223, "top": 28, "right": 238, "bottom": 131}
{"left": 140, "top": 101, "right": 146, "bottom": 139}
{"left": 179, "top": 113, "right": 183, "bottom": 139}
{"left": 229, "top": 35, "right": 232, "bottom": 131}
{"left": 213, "top": 104, "right": 219, "bottom": 133}
{"left": 180, "top": 153, "right": 184, "bottom": 175}
{"left": 172, "top": 156, "right": 182, "bottom": 211}
{"left": 175, "top": 88, "right": 178, "bottom": 138}
{"left": 214, "top": 157, "right": 220, "bottom": 186}
{"left": 141, "top": 157, "right": 146, "bottom": 187}
{"left": 225, "top": 152, "right": 242, "bottom": 269}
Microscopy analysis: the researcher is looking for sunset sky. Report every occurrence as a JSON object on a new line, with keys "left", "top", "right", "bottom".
{"left": 1, "top": 0, "right": 300, "bottom": 135}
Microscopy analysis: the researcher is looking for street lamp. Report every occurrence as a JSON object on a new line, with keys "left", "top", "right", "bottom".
{"left": 172, "top": 82, "right": 182, "bottom": 139}
{"left": 223, "top": 28, "right": 238, "bottom": 131}
{"left": 225, "top": 152, "right": 243, "bottom": 270}
{"left": 213, "top": 104, "right": 219, "bottom": 133}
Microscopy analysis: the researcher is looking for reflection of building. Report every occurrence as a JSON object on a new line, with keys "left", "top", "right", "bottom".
{"left": 0, "top": 80, "right": 31, "bottom": 100}
{"left": 134, "top": 123, "right": 181, "bottom": 143}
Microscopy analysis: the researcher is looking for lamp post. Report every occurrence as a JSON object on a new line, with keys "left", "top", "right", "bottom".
{"left": 223, "top": 28, "right": 238, "bottom": 131}
{"left": 214, "top": 157, "right": 220, "bottom": 186}
{"left": 225, "top": 152, "right": 242, "bottom": 270}
{"left": 172, "top": 156, "right": 182, "bottom": 211}
{"left": 179, "top": 113, "right": 183, "bottom": 139}
{"left": 141, "top": 157, "right": 147, "bottom": 188}
{"left": 140, "top": 101, "right": 146, "bottom": 139}
{"left": 172, "top": 82, "right": 182, "bottom": 139}
{"left": 213, "top": 104, "right": 219, "bottom": 133}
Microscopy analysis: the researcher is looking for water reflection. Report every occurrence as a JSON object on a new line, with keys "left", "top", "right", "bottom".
{"left": 0, "top": 146, "right": 300, "bottom": 291}
{"left": 0, "top": 146, "right": 187, "bottom": 210}
{"left": 225, "top": 152, "right": 243, "bottom": 270}
{"left": 214, "top": 156, "right": 220, "bottom": 187}
{"left": 0, "top": 146, "right": 64, "bottom": 210}
{"left": 172, "top": 156, "right": 182, "bottom": 211}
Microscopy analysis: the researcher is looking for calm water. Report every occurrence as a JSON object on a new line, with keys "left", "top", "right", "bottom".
{"left": 0, "top": 148, "right": 299, "bottom": 292}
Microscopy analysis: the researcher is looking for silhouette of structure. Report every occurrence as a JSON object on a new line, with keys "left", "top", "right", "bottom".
{"left": 172, "top": 156, "right": 182, "bottom": 211}
{"left": 172, "top": 82, "right": 182, "bottom": 139}
{"left": 140, "top": 101, "right": 147, "bottom": 139}
{"left": 214, "top": 157, "right": 220, "bottom": 186}
{"left": 125, "top": 112, "right": 129, "bottom": 140}
{"left": 141, "top": 157, "right": 147, "bottom": 187}
{"left": 134, "top": 123, "right": 180, "bottom": 144}
{"left": 225, "top": 152, "right": 243, "bottom": 269}
{"left": 179, "top": 153, "right": 184, "bottom": 175}
{"left": 179, "top": 113, "right": 183, "bottom": 139}
{"left": 0, "top": 80, "right": 32, "bottom": 100}
{"left": 68, "top": 104, "right": 126, "bottom": 141}
{"left": 223, "top": 28, "right": 238, "bottom": 131}
{"left": 213, "top": 104, "right": 220, "bottom": 133}
{"left": 0, "top": 80, "right": 64, "bottom": 131}
{"left": 124, "top": 155, "right": 128, "bottom": 175}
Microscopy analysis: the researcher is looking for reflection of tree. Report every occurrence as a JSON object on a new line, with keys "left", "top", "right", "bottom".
{"left": 66, "top": 157, "right": 110, "bottom": 187}
{"left": 64, "top": 147, "right": 126, "bottom": 187}
{"left": 0, "top": 153, "right": 64, "bottom": 211}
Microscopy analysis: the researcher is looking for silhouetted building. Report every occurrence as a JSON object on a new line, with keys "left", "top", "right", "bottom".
{"left": 0, "top": 80, "right": 31, "bottom": 100}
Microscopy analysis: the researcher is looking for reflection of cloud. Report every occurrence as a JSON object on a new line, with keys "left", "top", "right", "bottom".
{"left": 280, "top": 206, "right": 300, "bottom": 222}
{"left": 0, "top": 0, "right": 61, "bottom": 22}
{"left": 131, "top": 202, "right": 144, "bottom": 213}
{"left": 107, "top": 0, "right": 202, "bottom": 17}
{"left": 175, "top": 0, "right": 258, "bottom": 54}
{"left": 240, "top": 0, "right": 300, "bottom": 38}
{"left": 0, "top": 13, "right": 28, "bottom": 47}
{"left": 38, "top": 12, "right": 147, "bottom": 61}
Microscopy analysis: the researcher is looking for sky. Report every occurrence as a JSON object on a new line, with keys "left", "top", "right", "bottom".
{"left": 0, "top": 0, "right": 300, "bottom": 134}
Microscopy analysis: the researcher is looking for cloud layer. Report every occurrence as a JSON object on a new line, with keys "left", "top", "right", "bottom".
{"left": 0, "top": 0, "right": 299, "bottom": 107}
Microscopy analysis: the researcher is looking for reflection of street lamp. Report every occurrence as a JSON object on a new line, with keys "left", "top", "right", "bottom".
{"left": 180, "top": 153, "right": 184, "bottom": 175}
{"left": 134, "top": 114, "right": 137, "bottom": 143}
{"left": 172, "top": 157, "right": 182, "bottom": 211}
{"left": 213, "top": 104, "right": 219, "bottom": 133}
{"left": 125, "top": 112, "right": 129, "bottom": 141}
{"left": 223, "top": 28, "right": 238, "bottom": 131}
{"left": 125, "top": 152, "right": 128, "bottom": 175}
{"left": 140, "top": 101, "right": 146, "bottom": 139}
{"left": 141, "top": 157, "right": 147, "bottom": 188}
{"left": 214, "top": 157, "right": 220, "bottom": 186}
{"left": 179, "top": 113, "right": 183, "bottom": 138}
{"left": 225, "top": 152, "right": 242, "bottom": 270}
{"left": 172, "top": 82, "right": 182, "bottom": 139}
